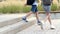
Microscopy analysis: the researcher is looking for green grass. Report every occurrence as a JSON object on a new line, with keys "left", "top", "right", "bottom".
{"left": 57, "top": 6, "right": 60, "bottom": 10}
{"left": 51, "top": 4, "right": 58, "bottom": 11}
{"left": 0, "top": 4, "right": 59, "bottom": 13}
{"left": 22, "top": 6, "right": 31, "bottom": 13}
{"left": 0, "top": 5, "right": 22, "bottom": 13}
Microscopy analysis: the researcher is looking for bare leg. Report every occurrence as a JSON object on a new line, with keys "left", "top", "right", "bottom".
{"left": 22, "top": 11, "right": 32, "bottom": 22}
{"left": 25, "top": 11, "right": 33, "bottom": 18}
{"left": 35, "top": 12, "right": 39, "bottom": 21}
{"left": 46, "top": 12, "right": 55, "bottom": 29}
{"left": 35, "top": 12, "right": 43, "bottom": 29}
{"left": 46, "top": 12, "right": 52, "bottom": 25}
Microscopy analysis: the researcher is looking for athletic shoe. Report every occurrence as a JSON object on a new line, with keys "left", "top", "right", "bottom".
{"left": 50, "top": 25, "right": 55, "bottom": 29}
{"left": 22, "top": 17, "right": 28, "bottom": 22}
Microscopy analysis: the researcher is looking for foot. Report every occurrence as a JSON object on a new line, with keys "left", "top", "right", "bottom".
{"left": 37, "top": 21, "right": 43, "bottom": 29}
{"left": 22, "top": 17, "right": 28, "bottom": 22}
{"left": 50, "top": 25, "right": 55, "bottom": 29}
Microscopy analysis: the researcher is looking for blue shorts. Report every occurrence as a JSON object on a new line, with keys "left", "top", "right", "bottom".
{"left": 43, "top": 5, "right": 51, "bottom": 13}
{"left": 31, "top": 5, "right": 38, "bottom": 13}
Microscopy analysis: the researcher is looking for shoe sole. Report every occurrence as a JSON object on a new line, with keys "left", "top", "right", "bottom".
{"left": 50, "top": 28, "right": 55, "bottom": 30}
{"left": 22, "top": 18, "right": 28, "bottom": 22}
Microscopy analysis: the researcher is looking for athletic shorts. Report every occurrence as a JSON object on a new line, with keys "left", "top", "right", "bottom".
{"left": 43, "top": 5, "right": 51, "bottom": 13}
{"left": 31, "top": 5, "right": 38, "bottom": 13}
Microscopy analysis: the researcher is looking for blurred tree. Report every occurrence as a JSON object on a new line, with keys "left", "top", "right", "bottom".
{"left": 0, "top": 0, "right": 6, "bottom": 2}
{"left": 57, "top": 0, "right": 60, "bottom": 3}
{"left": 0, "top": 0, "right": 2, "bottom": 2}
{"left": 57, "top": 0, "right": 60, "bottom": 11}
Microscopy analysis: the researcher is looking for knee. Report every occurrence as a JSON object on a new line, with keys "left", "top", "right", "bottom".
{"left": 46, "top": 13, "right": 51, "bottom": 17}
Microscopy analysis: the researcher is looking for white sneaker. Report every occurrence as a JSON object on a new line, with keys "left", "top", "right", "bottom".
{"left": 50, "top": 25, "right": 55, "bottom": 29}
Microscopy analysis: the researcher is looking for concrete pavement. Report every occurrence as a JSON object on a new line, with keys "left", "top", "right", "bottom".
{"left": 0, "top": 13, "right": 60, "bottom": 34}
{"left": 17, "top": 19, "right": 60, "bottom": 34}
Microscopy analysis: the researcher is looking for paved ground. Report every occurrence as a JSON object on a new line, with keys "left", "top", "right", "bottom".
{"left": 0, "top": 14, "right": 26, "bottom": 22}
{"left": 0, "top": 14, "right": 60, "bottom": 34}
{"left": 0, "top": 13, "right": 60, "bottom": 22}
{"left": 17, "top": 19, "right": 60, "bottom": 34}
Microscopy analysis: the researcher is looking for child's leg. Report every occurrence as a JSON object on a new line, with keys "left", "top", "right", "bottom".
{"left": 22, "top": 5, "right": 34, "bottom": 22}
{"left": 32, "top": 5, "right": 41, "bottom": 23}
{"left": 22, "top": 11, "right": 32, "bottom": 22}
{"left": 23, "top": 5, "right": 37, "bottom": 18}
{"left": 35, "top": 12, "right": 40, "bottom": 21}
{"left": 46, "top": 11, "right": 55, "bottom": 29}
{"left": 46, "top": 12, "right": 52, "bottom": 25}
{"left": 43, "top": 5, "right": 55, "bottom": 29}
{"left": 24, "top": 11, "right": 32, "bottom": 18}
{"left": 43, "top": 5, "right": 51, "bottom": 23}
{"left": 33, "top": 6, "right": 40, "bottom": 22}
{"left": 35, "top": 12, "right": 41, "bottom": 24}
{"left": 33, "top": 5, "right": 43, "bottom": 29}
{"left": 35, "top": 12, "right": 43, "bottom": 29}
